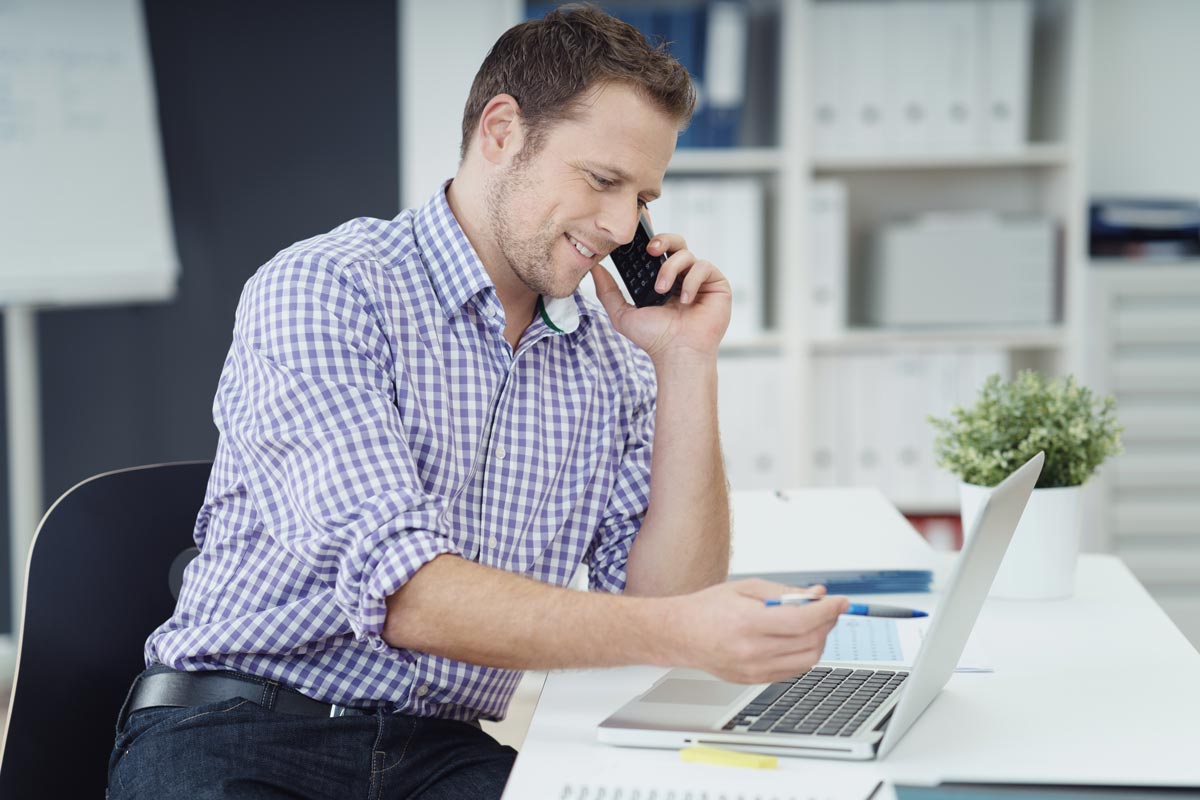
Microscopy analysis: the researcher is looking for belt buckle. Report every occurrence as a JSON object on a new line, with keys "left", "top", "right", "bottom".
{"left": 329, "top": 703, "right": 353, "bottom": 718}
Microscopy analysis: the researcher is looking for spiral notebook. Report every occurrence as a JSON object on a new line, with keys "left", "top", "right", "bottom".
{"left": 557, "top": 778, "right": 882, "bottom": 800}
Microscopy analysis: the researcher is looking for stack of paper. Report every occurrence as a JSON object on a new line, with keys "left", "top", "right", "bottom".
{"left": 729, "top": 488, "right": 936, "bottom": 594}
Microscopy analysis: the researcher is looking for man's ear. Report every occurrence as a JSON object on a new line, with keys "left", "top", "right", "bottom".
{"left": 476, "top": 94, "right": 525, "bottom": 166}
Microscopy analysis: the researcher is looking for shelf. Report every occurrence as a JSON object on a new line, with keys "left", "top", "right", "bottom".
{"left": 810, "top": 326, "right": 1067, "bottom": 352}
{"left": 1090, "top": 258, "right": 1200, "bottom": 271}
{"left": 812, "top": 144, "right": 1071, "bottom": 173}
{"left": 667, "top": 147, "right": 784, "bottom": 175}
{"left": 720, "top": 333, "right": 788, "bottom": 354}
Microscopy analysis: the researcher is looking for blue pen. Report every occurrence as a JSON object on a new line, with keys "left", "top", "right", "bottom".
{"left": 764, "top": 593, "right": 928, "bottom": 618}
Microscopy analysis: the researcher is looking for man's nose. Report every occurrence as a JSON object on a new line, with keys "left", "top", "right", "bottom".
{"left": 598, "top": 195, "right": 641, "bottom": 247}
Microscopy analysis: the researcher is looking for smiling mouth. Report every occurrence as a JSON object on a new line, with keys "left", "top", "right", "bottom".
{"left": 566, "top": 234, "right": 597, "bottom": 259}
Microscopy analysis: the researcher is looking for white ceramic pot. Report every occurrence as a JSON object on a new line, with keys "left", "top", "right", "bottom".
{"left": 959, "top": 482, "right": 1083, "bottom": 600}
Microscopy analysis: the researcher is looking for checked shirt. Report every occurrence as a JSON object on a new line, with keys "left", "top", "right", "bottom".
{"left": 146, "top": 184, "right": 657, "bottom": 721}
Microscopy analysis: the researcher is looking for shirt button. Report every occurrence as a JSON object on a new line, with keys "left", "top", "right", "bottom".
{"left": 488, "top": 536, "right": 499, "bottom": 549}
{"left": 494, "top": 444, "right": 507, "bottom": 460}
{"left": 416, "top": 684, "right": 429, "bottom": 697}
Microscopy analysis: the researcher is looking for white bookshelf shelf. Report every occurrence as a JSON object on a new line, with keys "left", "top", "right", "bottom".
{"left": 810, "top": 326, "right": 1068, "bottom": 352}
{"left": 667, "top": 147, "right": 784, "bottom": 174}
{"left": 720, "top": 333, "right": 788, "bottom": 354}
{"left": 812, "top": 143, "right": 1071, "bottom": 173}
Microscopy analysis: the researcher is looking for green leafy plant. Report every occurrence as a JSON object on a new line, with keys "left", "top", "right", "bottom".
{"left": 928, "top": 370, "right": 1123, "bottom": 488}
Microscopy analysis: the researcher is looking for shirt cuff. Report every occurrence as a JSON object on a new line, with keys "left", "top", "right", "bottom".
{"left": 348, "top": 529, "right": 462, "bottom": 653}
{"left": 587, "top": 523, "right": 639, "bottom": 594}
{"left": 589, "top": 563, "right": 629, "bottom": 594}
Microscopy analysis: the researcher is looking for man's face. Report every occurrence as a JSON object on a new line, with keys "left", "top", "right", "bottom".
{"left": 484, "top": 82, "right": 677, "bottom": 299}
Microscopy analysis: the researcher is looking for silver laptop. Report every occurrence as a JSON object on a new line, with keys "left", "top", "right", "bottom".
{"left": 599, "top": 452, "right": 1044, "bottom": 760}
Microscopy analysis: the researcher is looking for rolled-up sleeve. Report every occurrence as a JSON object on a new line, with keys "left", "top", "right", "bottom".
{"left": 216, "top": 252, "right": 459, "bottom": 651}
{"left": 586, "top": 355, "right": 656, "bottom": 593}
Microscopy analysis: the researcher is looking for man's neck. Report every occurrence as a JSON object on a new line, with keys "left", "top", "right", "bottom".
{"left": 445, "top": 179, "right": 538, "bottom": 351}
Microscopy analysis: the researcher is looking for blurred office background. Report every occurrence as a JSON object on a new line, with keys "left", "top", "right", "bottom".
{"left": 0, "top": 0, "right": 1197, "bottom": 700}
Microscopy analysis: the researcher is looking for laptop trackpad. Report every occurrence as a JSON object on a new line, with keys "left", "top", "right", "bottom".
{"left": 641, "top": 679, "right": 747, "bottom": 706}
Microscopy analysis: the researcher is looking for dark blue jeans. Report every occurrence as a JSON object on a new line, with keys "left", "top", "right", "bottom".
{"left": 107, "top": 675, "right": 517, "bottom": 799}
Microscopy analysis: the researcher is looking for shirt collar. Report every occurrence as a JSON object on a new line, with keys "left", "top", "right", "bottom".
{"left": 412, "top": 181, "right": 590, "bottom": 335}
{"left": 413, "top": 181, "right": 494, "bottom": 319}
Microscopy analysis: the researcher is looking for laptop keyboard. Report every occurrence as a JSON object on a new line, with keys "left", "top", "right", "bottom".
{"left": 720, "top": 666, "right": 908, "bottom": 738}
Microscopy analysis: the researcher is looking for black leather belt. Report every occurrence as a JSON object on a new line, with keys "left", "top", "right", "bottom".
{"left": 124, "top": 668, "right": 372, "bottom": 721}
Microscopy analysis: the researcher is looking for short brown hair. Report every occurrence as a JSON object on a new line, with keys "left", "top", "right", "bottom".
{"left": 460, "top": 3, "right": 696, "bottom": 161}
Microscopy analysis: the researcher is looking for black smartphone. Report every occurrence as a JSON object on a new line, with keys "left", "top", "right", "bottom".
{"left": 609, "top": 214, "right": 673, "bottom": 308}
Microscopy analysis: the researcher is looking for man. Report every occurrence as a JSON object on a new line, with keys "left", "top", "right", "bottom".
{"left": 108, "top": 6, "right": 847, "bottom": 798}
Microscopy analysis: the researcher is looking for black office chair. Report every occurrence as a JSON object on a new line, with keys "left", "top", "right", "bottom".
{"left": 0, "top": 461, "right": 212, "bottom": 798}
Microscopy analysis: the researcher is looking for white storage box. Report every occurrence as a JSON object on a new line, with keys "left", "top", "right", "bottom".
{"left": 864, "top": 212, "right": 1057, "bottom": 327}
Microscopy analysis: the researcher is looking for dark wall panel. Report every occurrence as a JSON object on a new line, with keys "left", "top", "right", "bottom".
{"left": 1, "top": 0, "right": 399, "bottom": 631}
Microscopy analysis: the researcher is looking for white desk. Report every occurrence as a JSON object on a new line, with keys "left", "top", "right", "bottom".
{"left": 503, "top": 555, "right": 1200, "bottom": 797}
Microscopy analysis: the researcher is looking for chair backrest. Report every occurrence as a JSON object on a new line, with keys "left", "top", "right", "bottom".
{"left": 0, "top": 461, "right": 212, "bottom": 798}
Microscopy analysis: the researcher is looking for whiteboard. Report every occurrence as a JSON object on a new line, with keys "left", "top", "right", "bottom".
{"left": 0, "top": 0, "right": 178, "bottom": 306}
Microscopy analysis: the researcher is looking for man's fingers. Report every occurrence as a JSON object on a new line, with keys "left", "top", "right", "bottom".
{"left": 653, "top": 249, "right": 696, "bottom": 294}
{"left": 647, "top": 232, "right": 687, "bottom": 257}
{"left": 754, "top": 599, "right": 846, "bottom": 637}
{"left": 679, "top": 259, "right": 716, "bottom": 304}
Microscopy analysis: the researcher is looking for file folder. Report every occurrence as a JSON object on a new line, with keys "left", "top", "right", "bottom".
{"left": 729, "top": 489, "right": 936, "bottom": 594}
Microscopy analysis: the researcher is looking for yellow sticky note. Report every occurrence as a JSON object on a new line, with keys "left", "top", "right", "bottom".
{"left": 680, "top": 745, "right": 778, "bottom": 770}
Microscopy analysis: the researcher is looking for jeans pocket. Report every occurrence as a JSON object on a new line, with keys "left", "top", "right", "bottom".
{"left": 115, "top": 697, "right": 251, "bottom": 752}
{"left": 113, "top": 705, "right": 179, "bottom": 752}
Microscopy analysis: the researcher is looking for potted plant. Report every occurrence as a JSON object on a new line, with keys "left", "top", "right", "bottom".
{"left": 928, "top": 370, "right": 1123, "bottom": 599}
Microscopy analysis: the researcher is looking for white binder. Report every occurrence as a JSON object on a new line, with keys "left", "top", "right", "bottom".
{"left": 842, "top": 1, "right": 891, "bottom": 155}
{"left": 657, "top": 178, "right": 765, "bottom": 344}
{"left": 891, "top": 1, "right": 940, "bottom": 154}
{"left": 928, "top": 0, "right": 981, "bottom": 153}
{"left": 809, "top": 2, "right": 851, "bottom": 157}
{"left": 883, "top": 352, "right": 939, "bottom": 505}
{"left": 979, "top": 0, "right": 1033, "bottom": 152}
{"left": 808, "top": 179, "right": 848, "bottom": 340}
{"left": 717, "top": 356, "right": 787, "bottom": 490}
{"left": 810, "top": 354, "right": 842, "bottom": 487}
{"left": 846, "top": 353, "right": 892, "bottom": 491}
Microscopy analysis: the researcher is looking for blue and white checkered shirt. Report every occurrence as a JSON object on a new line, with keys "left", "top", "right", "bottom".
{"left": 146, "top": 184, "right": 657, "bottom": 721}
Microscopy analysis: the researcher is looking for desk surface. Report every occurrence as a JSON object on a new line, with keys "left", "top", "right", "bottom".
{"left": 503, "top": 555, "right": 1200, "bottom": 798}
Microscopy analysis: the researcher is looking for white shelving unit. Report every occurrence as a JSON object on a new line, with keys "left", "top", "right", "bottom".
{"left": 713, "top": 0, "right": 1090, "bottom": 510}
{"left": 1084, "top": 262, "right": 1200, "bottom": 646}
{"left": 812, "top": 142, "right": 1071, "bottom": 172}
{"left": 400, "top": 0, "right": 1090, "bottom": 515}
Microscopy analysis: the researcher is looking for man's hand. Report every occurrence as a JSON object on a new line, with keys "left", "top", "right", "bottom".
{"left": 591, "top": 232, "right": 732, "bottom": 363}
{"left": 658, "top": 580, "right": 850, "bottom": 684}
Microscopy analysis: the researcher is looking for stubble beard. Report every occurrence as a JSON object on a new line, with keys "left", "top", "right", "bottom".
{"left": 485, "top": 162, "right": 579, "bottom": 300}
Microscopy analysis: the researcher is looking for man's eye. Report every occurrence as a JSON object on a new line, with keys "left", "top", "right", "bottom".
{"left": 591, "top": 173, "right": 614, "bottom": 188}
{"left": 637, "top": 198, "right": 648, "bottom": 209}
